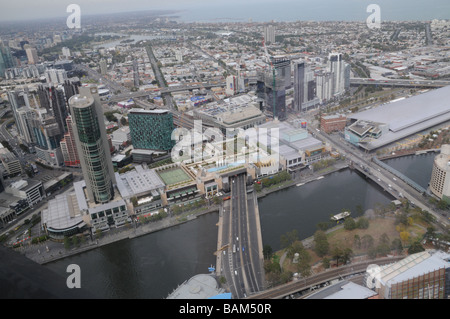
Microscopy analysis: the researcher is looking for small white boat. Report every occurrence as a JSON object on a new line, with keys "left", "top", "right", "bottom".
{"left": 331, "top": 211, "right": 351, "bottom": 221}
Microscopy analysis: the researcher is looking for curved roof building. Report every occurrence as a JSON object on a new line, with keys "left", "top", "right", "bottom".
{"left": 347, "top": 85, "right": 450, "bottom": 151}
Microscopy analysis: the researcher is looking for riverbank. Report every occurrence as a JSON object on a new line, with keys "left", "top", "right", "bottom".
{"left": 16, "top": 159, "right": 349, "bottom": 265}
{"left": 17, "top": 205, "right": 220, "bottom": 265}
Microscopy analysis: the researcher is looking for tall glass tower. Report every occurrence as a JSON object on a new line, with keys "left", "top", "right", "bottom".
{"left": 128, "top": 109, "right": 174, "bottom": 151}
{"left": 69, "top": 86, "right": 116, "bottom": 204}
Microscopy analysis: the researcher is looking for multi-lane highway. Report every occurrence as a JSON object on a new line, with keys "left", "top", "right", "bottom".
{"left": 220, "top": 173, "right": 265, "bottom": 298}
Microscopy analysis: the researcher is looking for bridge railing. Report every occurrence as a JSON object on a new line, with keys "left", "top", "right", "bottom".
{"left": 372, "top": 157, "right": 426, "bottom": 194}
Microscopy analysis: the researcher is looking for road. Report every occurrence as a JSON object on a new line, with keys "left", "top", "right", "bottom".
{"left": 314, "top": 129, "right": 449, "bottom": 228}
{"left": 350, "top": 78, "right": 450, "bottom": 88}
{"left": 221, "top": 173, "right": 264, "bottom": 298}
{"left": 247, "top": 256, "right": 404, "bottom": 299}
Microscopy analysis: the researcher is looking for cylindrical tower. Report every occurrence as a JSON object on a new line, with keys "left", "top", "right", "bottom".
{"left": 69, "top": 93, "right": 114, "bottom": 204}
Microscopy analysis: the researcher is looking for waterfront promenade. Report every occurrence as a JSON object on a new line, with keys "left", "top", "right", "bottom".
{"left": 12, "top": 158, "right": 349, "bottom": 266}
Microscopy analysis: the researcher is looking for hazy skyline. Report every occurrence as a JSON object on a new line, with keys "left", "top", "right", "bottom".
{"left": 1, "top": 0, "right": 449, "bottom": 22}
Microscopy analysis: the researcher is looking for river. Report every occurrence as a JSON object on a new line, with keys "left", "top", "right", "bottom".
{"left": 43, "top": 153, "right": 435, "bottom": 298}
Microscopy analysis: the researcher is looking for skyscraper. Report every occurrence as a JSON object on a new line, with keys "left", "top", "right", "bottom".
{"left": 264, "top": 25, "right": 276, "bottom": 44}
{"left": 60, "top": 115, "right": 80, "bottom": 167}
{"left": 293, "top": 61, "right": 305, "bottom": 112}
{"left": 37, "top": 84, "right": 69, "bottom": 135}
{"left": 69, "top": 86, "right": 116, "bottom": 204}
{"left": 294, "top": 60, "right": 319, "bottom": 112}
{"left": 0, "top": 43, "right": 15, "bottom": 77}
{"left": 328, "top": 53, "right": 349, "bottom": 97}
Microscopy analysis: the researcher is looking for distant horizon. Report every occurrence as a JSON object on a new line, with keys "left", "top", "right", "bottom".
{"left": 1, "top": 0, "right": 449, "bottom": 23}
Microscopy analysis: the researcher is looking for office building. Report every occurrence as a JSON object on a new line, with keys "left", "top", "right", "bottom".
{"left": 99, "top": 59, "right": 107, "bottom": 76}
{"left": 69, "top": 86, "right": 116, "bottom": 204}
{"left": 5, "top": 179, "right": 45, "bottom": 208}
{"left": 61, "top": 47, "right": 71, "bottom": 58}
{"left": 37, "top": 84, "right": 69, "bottom": 134}
{"left": 226, "top": 75, "right": 238, "bottom": 96}
{"left": 128, "top": 108, "right": 175, "bottom": 152}
{"left": 0, "top": 147, "right": 22, "bottom": 177}
{"left": 0, "top": 43, "right": 16, "bottom": 77}
{"left": 60, "top": 115, "right": 80, "bottom": 167}
{"left": 429, "top": 144, "right": 450, "bottom": 203}
{"left": 321, "top": 114, "right": 347, "bottom": 133}
{"left": 25, "top": 47, "right": 39, "bottom": 65}
{"left": 63, "top": 78, "right": 81, "bottom": 103}
{"left": 257, "top": 57, "right": 290, "bottom": 121}
{"left": 293, "top": 60, "right": 319, "bottom": 112}
{"left": 45, "top": 69, "right": 67, "bottom": 84}
{"left": 30, "top": 109, "right": 64, "bottom": 167}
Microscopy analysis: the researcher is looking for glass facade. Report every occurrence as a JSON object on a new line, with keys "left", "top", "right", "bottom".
{"left": 128, "top": 110, "right": 175, "bottom": 151}
{"left": 71, "top": 96, "right": 113, "bottom": 204}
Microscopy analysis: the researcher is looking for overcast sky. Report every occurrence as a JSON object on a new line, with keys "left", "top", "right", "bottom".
{"left": 0, "top": 0, "right": 255, "bottom": 21}
{"left": 1, "top": 0, "right": 449, "bottom": 22}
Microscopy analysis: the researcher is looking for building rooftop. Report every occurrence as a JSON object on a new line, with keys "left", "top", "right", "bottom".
{"left": 372, "top": 250, "right": 450, "bottom": 289}
{"left": 41, "top": 193, "right": 85, "bottom": 232}
{"left": 305, "top": 280, "right": 378, "bottom": 299}
{"left": 115, "top": 165, "right": 165, "bottom": 199}
{"left": 166, "top": 274, "right": 224, "bottom": 299}
{"left": 348, "top": 85, "right": 450, "bottom": 150}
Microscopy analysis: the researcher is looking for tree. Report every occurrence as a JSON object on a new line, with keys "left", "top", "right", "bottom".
{"left": 322, "top": 257, "right": 330, "bottom": 269}
{"left": 344, "top": 217, "right": 356, "bottom": 230}
{"left": 408, "top": 241, "right": 425, "bottom": 254}
{"left": 263, "top": 245, "right": 273, "bottom": 260}
{"left": 400, "top": 231, "right": 410, "bottom": 244}
{"left": 313, "top": 230, "right": 329, "bottom": 257}
{"left": 356, "top": 217, "right": 370, "bottom": 229}
{"left": 64, "top": 236, "right": 72, "bottom": 250}
{"left": 391, "top": 238, "right": 403, "bottom": 253}
{"left": 331, "top": 246, "right": 343, "bottom": 267}
{"left": 341, "top": 248, "right": 353, "bottom": 265}
{"left": 280, "top": 230, "right": 298, "bottom": 250}
{"left": 361, "top": 234, "right": 374, "bottom": 250}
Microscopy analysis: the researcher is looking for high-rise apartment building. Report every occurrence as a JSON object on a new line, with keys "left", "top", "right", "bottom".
{"left": 264, "top": 25, "right": 276, "bottom": 44}
{"left": 128, "top": 109, "right": 175, "bottom": 152}
{"left": 69, "top": 86, "right": 116, "bottom": 204}
{"left": 316, "top": 71, "right": 334, "bottom": 103}
{"left": 328, "top": 53, "right": 350, "bottom": 97}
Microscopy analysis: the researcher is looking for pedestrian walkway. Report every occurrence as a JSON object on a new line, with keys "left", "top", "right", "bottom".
{"left": 16, "top": 205, "right": 220, "bottom": 265}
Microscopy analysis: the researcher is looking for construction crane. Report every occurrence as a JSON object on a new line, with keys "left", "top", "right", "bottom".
{"left": 262, "top": 39, "right": 277, "bottom": 120}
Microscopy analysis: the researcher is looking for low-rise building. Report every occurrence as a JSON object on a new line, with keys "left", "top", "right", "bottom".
{"left": 321, "top": 113, "right": 347, "bottom": 134}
